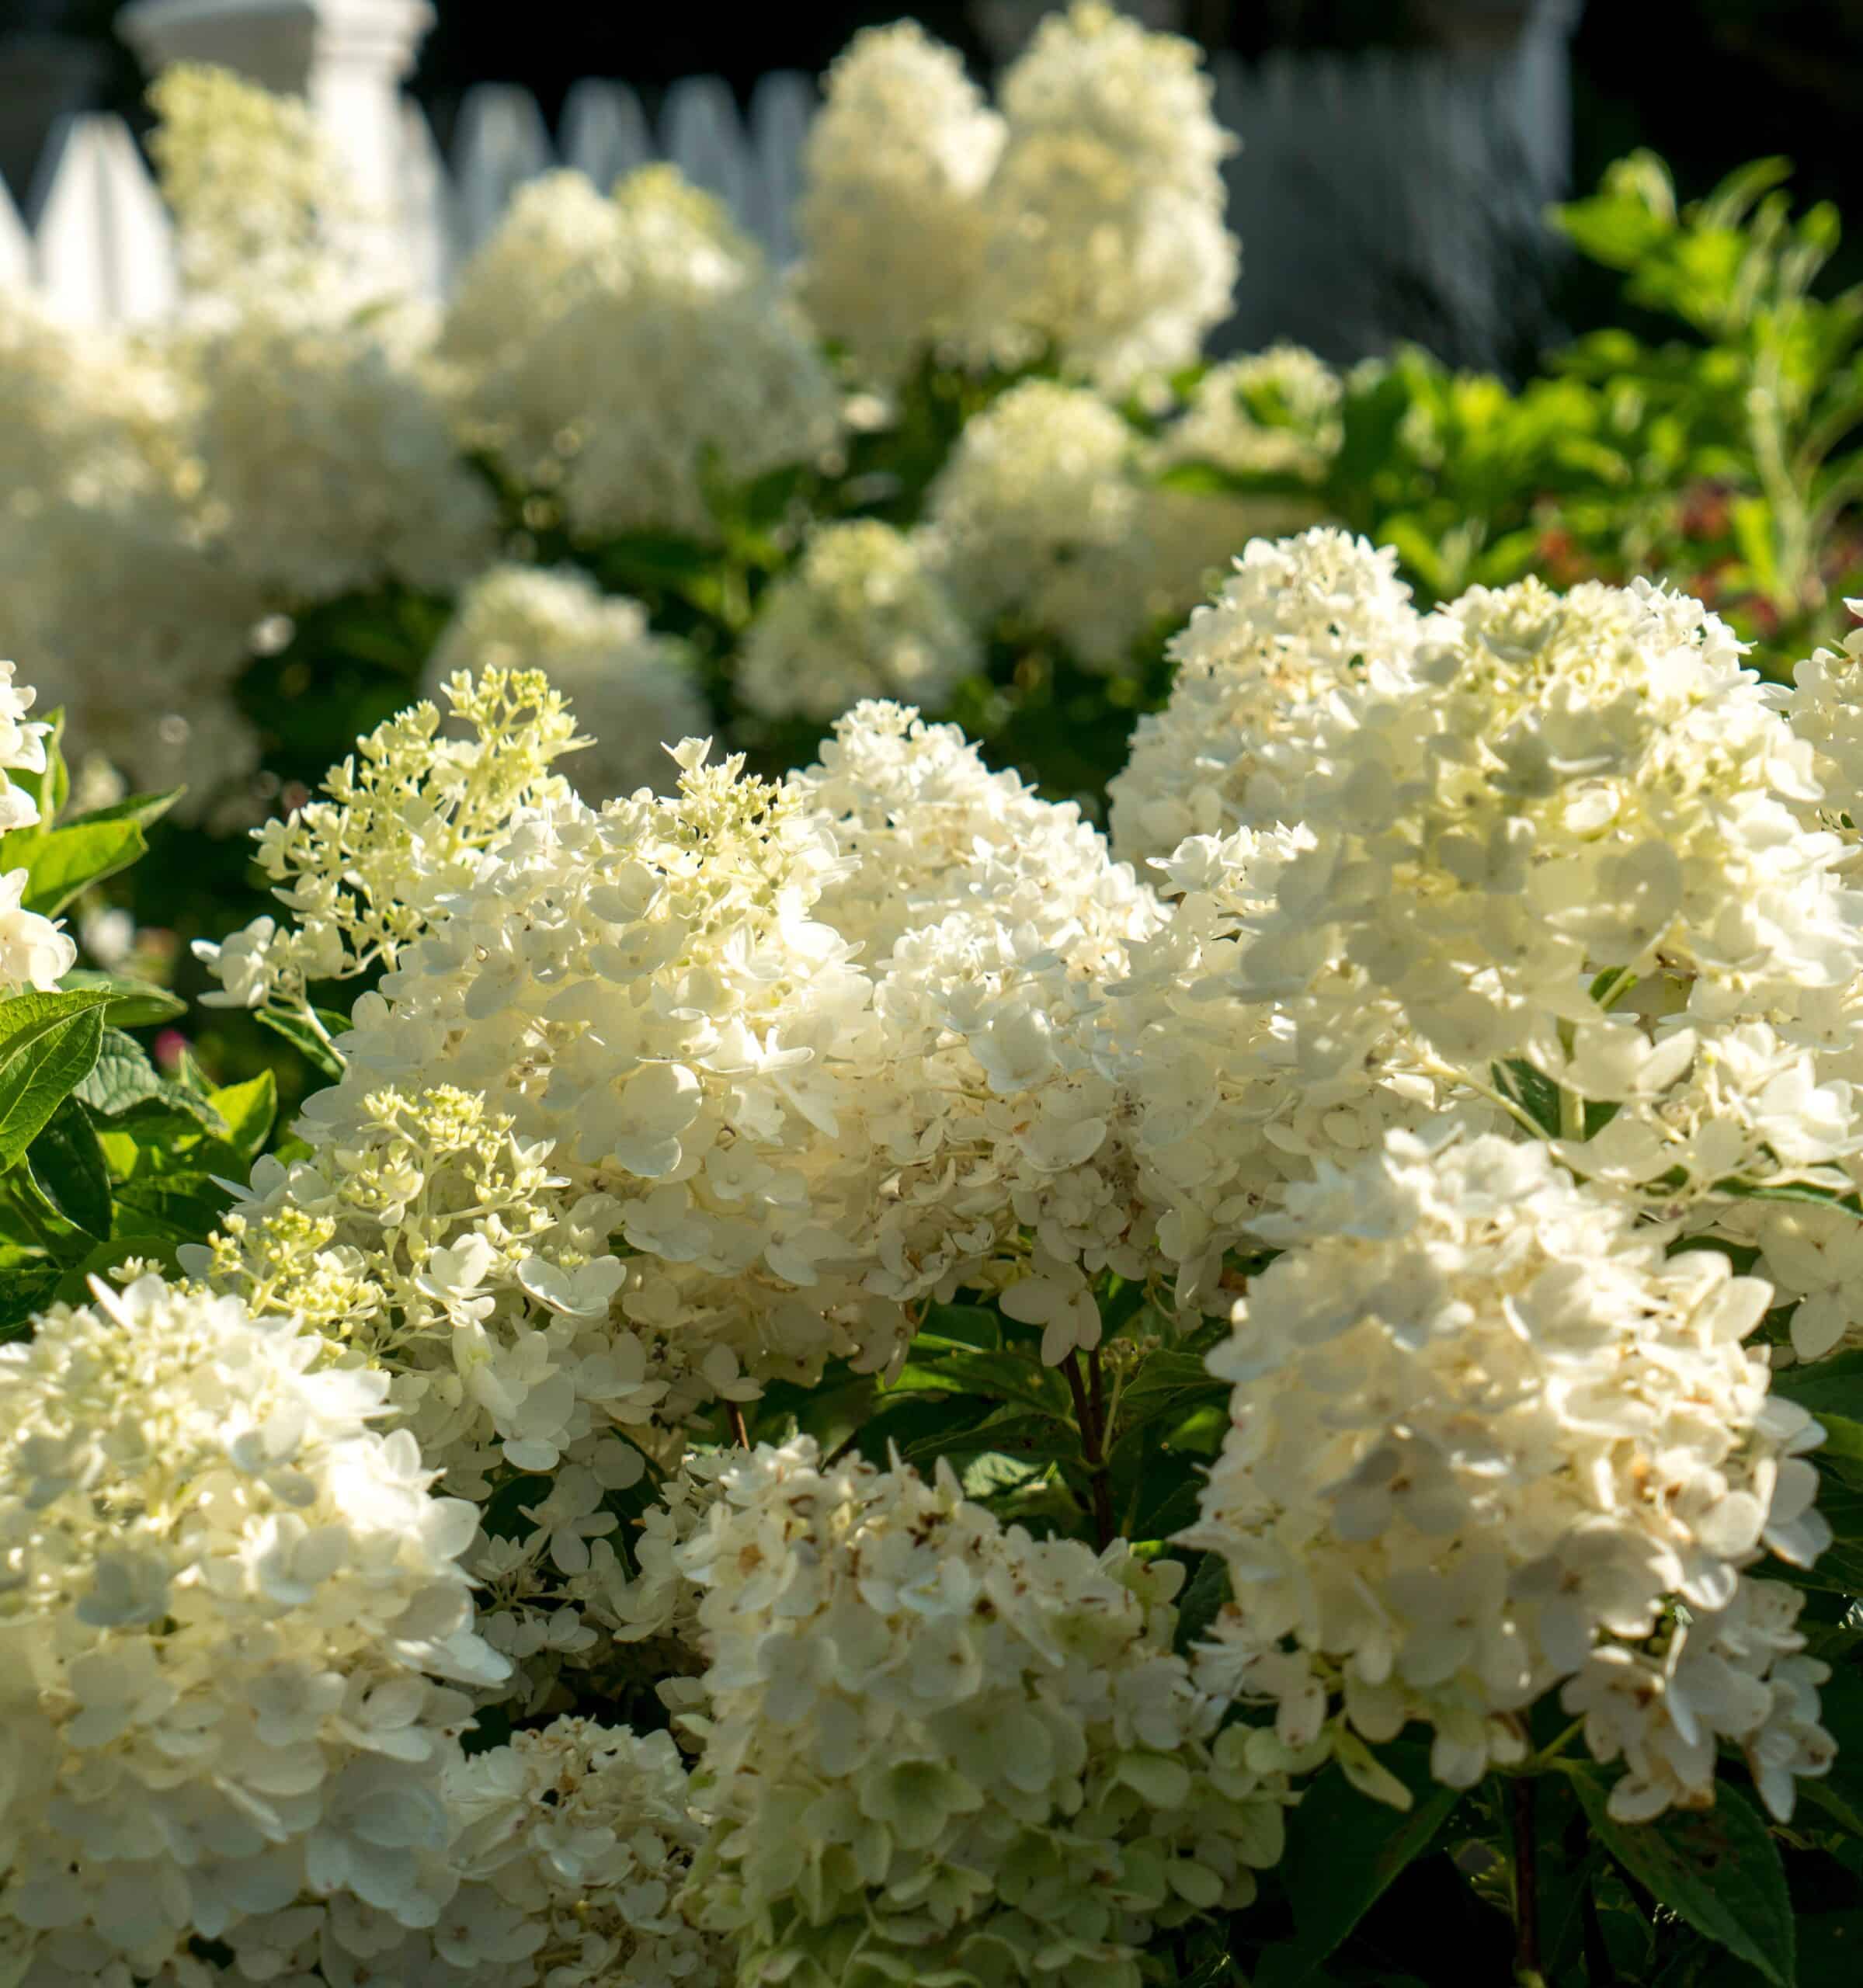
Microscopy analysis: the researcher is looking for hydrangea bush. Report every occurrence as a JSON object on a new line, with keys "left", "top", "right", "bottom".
{"left": 3, "top": 8, "right": 1863, "bottom": 1983}
{"left": 3, "top": 513, "right": 1863, "bottom": 1984}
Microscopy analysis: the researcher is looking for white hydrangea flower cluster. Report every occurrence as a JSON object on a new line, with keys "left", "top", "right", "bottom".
{"left": 1107, "top": 527, "right": 1421, "bottom": 865}
{"left": 798, "top": 22, "right": 1006, "bottom": 382}
{"left": 443, "top": 165, "right": 843, "bottom": 544}
{"left": 300, "top": 746, "right": 911, "bottom": 1394}
{"left": 798, "top": 698, "right": 1163, "bottom": 965}
{"left": 424, "top": 565, "right": 707, "bottom": 800}
{"left": 0, "top": 474, "right": 266, "bottom": 814}
{"left": 1145, "top": 346, "right": 1344, "bottom": 615}
{"left": 736, "top": 520, "right": 981, "bottom": 724}
{"left": 924, "top": 378, "right": 1177, "bottom": 668}
{"left": 789, "top": 701, "right": 1169, "bottom": 1358}
{"left": 975, "top": 1, "right": 1238, "bottom": 388}
{"left": 1185, "top": 1128, "right": 1833, "bottom": 1819}
{"left": 0, "top": 659, "right": 77, "bottom": 995}
{"left": 189, "top": 308, "right": 499, "bottom": 603}
{"left": 195, "top": 666, "right": 583, "bottom": 1018}
{"left": 673, "top": 1439, "right": 1289, "bottom": 1986}
{"left": 436, "top": 171, "right": 622, "bottom": 378}
{"left": 210, "top": 1717, "right": 725, "bottom": 1987}
{"left": 189, "top": 1083, "right": 661, "bottom": 1493}
{"left": 1114, "top": 820, "right": 1474, "bottom": 1309}
{"left": 0, "top": 290, "right": 266, "bottom": 812}
{"left": 0, "top": 293, "right": 187, "bottom": 514}
{"left": 0, "top": 1274, "right": 507, "bottom": 1986}
{"left": 1777, "top": 597, "right": 1863, "bottom": 833}
{"left": 1155, "top": 345, "right": 1343, "bottom": 486}
{"left": 146, "top": 63, "right": 355, "bottom": 302}
{"left": 1158, "top": 565, "right": 1863, "bottom": 1213}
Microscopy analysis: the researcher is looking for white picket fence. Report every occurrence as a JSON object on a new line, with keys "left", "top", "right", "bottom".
{"left": 0, "top": 30, "right": 1576, "bottom": 364}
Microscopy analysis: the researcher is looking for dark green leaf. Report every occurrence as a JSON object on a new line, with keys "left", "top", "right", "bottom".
{"left": 1260, "top": 1743, "right": 1460, "bottom": 1983}
{"left": 885, "top": 1342, "right": 1073, "bottom": 1418}
{"left": 1173, "top": 1552, "right": 1230, "bottom": 1653}
{"left": 26, "top": 1098, "right": 111, "bottom": 1238}
{"left": 49, "top": 1232, "right": 186, "bottom": 1305}
{"left": 57, "top": 969, "right": 186, "bottom": 1030}
{"left": 1771, "top": 1351, "right": 1863, "bottom": 1424}
{"left": 0, "top": 1257, "right": 63, "bottom": 1337}
{"left": 0, "top": 1003, "right": 105, "bottom": 1170}
{"left": 1571, "top": 1772, "right": 1795, "bottom": 1988}
{"left": 112, "top": 1170, "right": 235, "bottom": 1243}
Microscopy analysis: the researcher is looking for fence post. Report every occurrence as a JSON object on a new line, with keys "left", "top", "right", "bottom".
{"left": 27, "top": 113, "right": 176, "bottom": 327}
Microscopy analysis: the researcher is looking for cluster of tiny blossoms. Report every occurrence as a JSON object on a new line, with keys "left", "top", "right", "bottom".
{"left": 798, "top": 4, "right": 1234, "bottom": 391}
{"left": 196, "top": 666, "right": 583, "bottom": 1018}
{"left": 214, "top": 1717, "right": 725, "bottom": 1987}
{"left": 973, "top": 2, "right": 1237, "bottom": 388}
{"left": 186, "top": 1083, "right": 657, "bottom": 1489}
{"left": 297, "top": 745, "right": 910, "bottom": 1395}
{"left": 0, "top": 1276, "right": 507, "bottom": 1985}
{"left": 0, "top": 659, "right": 77, "bottom": 995}
{"left": 797, "top": 22, "right": 1005, "bottom": 381}
{"left": 423, "top": 565, "right": 707, "bottom": 801}
{"left": 443, "top": 165, "right": 843, "bottom": 545}
{"left": 1107, "top": 527, "right": 1421, "bottom": 865}
{"left": 736, "top": 520, "right": 980, "bottom": 724}
{"left": 146, "top": 62, "right": 353, "bottom": 301}
{"left": 669, "top": 1439, "right": 1289, "bottom": 1987}
{"left": 1187, "top": 1128, "right": 1833, "bottom": 1821}
{"left": 924, "top": 379, "right": 1182, "bottom": 669}
{"left": 1119, "top": 541, "right": 1863, "bottom": 1260}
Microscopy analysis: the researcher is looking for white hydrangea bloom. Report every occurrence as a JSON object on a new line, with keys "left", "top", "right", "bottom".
{"left": 736, "top": 521, "right": 980, "bottom": 724}
{"left": 436, "top": 171, "right": 625, "bottom": 378}
{"left": 1142, "top": 348, "right": 1345, "bottom": 637}
{"left": 446, "top": 166, "right": 842, "bottom": 544}
{"left": 148, "top": 63, "right": 356, "bottom": 303}
{"left": 0, "top": 867, "right": 76, "bottom": 996}
{"left": 214, "top": 1717, "right": 725, "bottom": 1986}
{"left": 0, "top": 658, "right": 76, "bottom": 996}
{"left": 1562, "top": 1574, "right": 1836, "bottom": 1826}
{"left": 974, "top": 1, "right": 1237, "bottom": 388}
{"left": 1187, "top": 567, "right": 1863, "bottom": 1210}
{"left": 797, "top": 21, "right": 1005, "bottom": 381}
{"left": 0, "top": 1274, "right": 507, "bottom": 1985}
{"left": 1778, "top": 600, "right": 1863, "bottom": 853}
{"left": 924, "top": 378, "right": 1172, "bottom": 667}
{"left": 0, "top": 658, "right": 50, "bottom": 835}
{"left": 868, "top": 906, "right": 1149, "bottom": 1361}
{"left": 1107, "top": 527, "right": 1422, "bottom": 866}
{"left": 1114, "top": 822, "right": 1475, "bottom": 1310}
{"left": 1154, "top": 346, "right": 1343, "bottom": 485}
{"left": 0, "top": 293, "right": 188, "bottom": 515}
{"left": 190, "top": 308, "right": 498, "bottom": 603}
{"left": 675, "top": 1439, "right": 1288, "bottom": 1986}
{"left": 797, "top": 698, "right": 1162, "bottom": 965}
{"left": 191, "top": 1084, "right": 659, "bottom": 1495}
{"left": 1184, "top": 1128, "right": 1833, "bottom": 1816}
{"left": 194, "top": 668, "right": 582, "bottom": 1017}
{"left": 299, "top": 747, "right": 912, "bottom": 1397}
{"left": 424, "top": 565, "right": 707, "bottom": 800}
{"left": 0, "top": 502, "right": 262, "bottom": 819}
